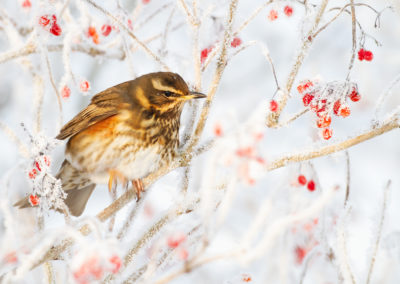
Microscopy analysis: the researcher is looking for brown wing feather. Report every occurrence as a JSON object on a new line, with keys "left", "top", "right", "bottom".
{"left": 56, "top": 83, "right": 130, "bottom": 140}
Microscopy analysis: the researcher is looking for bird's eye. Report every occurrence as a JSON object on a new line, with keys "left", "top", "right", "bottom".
{"left": 164, "top": 91, "right": 174, "bottom": 97}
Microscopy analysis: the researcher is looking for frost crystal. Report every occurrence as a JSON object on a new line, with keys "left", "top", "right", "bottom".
{"left": 23, "top": 128, "right": 66, "bottom": 213}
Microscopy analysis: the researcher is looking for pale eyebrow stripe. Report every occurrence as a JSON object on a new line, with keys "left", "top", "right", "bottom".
{"left": 136, "top": 87, "right": 150, "bottom": 108}
{"left": 151, "top": 79, "right": 184, "bottom": 96}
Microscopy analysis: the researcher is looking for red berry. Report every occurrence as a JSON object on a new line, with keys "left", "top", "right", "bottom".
{"left": 297, "top": 80, "right": 313, "bottom": 93}
{"left": 284, "top": 5, "right": 293, "bottom": 17}
{"left": 101, "top": 24, "right": 112, "bottom": 36}
{"left": 178, "top": 248, "right": 188, "bottom": 260}
{"left": 364, "top": 50, "right": 373, "bottom": 61}
{"left": 333, "top": 100, "right": 341, "bottom": 116}
{"left": 167, "top": 233, "right": 186, "bottom": 248}
{"left": 268, "top": 9, "right": 278, "bottom": 21}
{"left": 322, "top": 128, "right": 332, "bottom": 140}
{"left": 349, "top": 88, "right": 361, "bottom": 102}
{"left": 61, "top": 85, "right": 71, "bottom": 99}
{"left": 39, "top": 16, "right": 50, "bottom": 27}
{"left": 80, "top": 80, "right": 90, "bottom": 92}
{"left": 22, "top": 0, "right": 31, "bottom": 8}
{"left": 302, "top": 93, "right": 314, "bottom": 106}
{"left": 358, "top": 48, "right": 365, "bottom": 61}
{"left": 127, "top": 19, "right": 133, "bottom": 30}
{"left": 315, "top": 99, "right": 327, "bottom": 116}
{"left": 44, "top": 156, "right": 51, "bottom": 166}
{"left": 316, "top": 115, "right": 331, "bottom": 128}
{"left": 88, "top": 26, "right": 96, "bottom": 37}
{"left": 142, "top": 0, "right": 150, "bottom": 3}
{"left": 298, "top": 175, "right": 307, "bottom": 186}
{"left": 109, "top": 255, "right": 121, "bottom": 274}
{"left": 231, "top": 37, "right": 242, "bottom": 48}
{"left": 307, "top": 180, "right": 316, "bottom": 191}
{"left": 214, "top": 123, "right": 223, "bottom": 137}
{"left": 242, "top": 274, "right": 252, "bottom": 282}
{"left": 269, "top": 100, "right": 278, "bottom": 112}
{"left": 295, "top": 246, "right": 306, "bottom": 264}
{"left": 200, "top": 46, "right": 213, "bottom": 64}
{"left": 28, "top": 169, "right": 37, "bottom": 179}
{"left": 50, "top": 23, "right": 62, "bottom": 36}
{"left": 29, "top": 194, "right": 39, "bottom": 206}
{"left": 339, "top": 106, "right": 351, "bottom": 117}
{"left": 35, "top": 161, "right": 41, "bottom": 171}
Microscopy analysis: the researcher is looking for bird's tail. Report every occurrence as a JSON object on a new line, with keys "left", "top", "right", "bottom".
{"left": 14, "top": 160, "right": 95, "bottom": 217}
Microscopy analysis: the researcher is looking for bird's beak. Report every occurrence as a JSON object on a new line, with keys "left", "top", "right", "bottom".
{"left": 183, "top": 91, "right": 207, "bottom": 100}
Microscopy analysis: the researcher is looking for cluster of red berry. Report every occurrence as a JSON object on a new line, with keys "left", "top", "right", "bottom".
{"left": 86, "top": 24, "right": 113, "bottom": 44}
{"left": 358, "top": 48, "right": 373, "bottom": 61}
{"left": 297, "top": 80, "right": 361, "bottom": 140}
{"left": 73, "top": 255, "right": 121, "bottom": 284}
{"left": 28, "top": 156, "right": 50, "bottom": 179}
{"left": 39, "top": 15, "right": 62, "bottom": 36}
{"left": 297, "top": 174, "right": 315, "bottom": 191}
{"left": 268, "top": 5, "right": 293, "bottom": 21}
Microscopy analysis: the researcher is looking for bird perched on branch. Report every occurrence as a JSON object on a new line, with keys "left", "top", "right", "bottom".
{"left": 15, "top": 72, "right": 206, "bottom": 216}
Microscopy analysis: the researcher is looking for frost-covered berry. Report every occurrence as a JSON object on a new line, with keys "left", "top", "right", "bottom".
{"left": 80, "top": 80, "right": 90, "bottom": 92}
{"left": 297, "top": 80, "right": 313, "bottom": 94}
{"left": 109, "top": 255, "right": 121, "bottom": 274}
{"left": 316, "top": 115, "right": 331, "bottom": 128}
{"left": 349, "top": 88, "right": 361, "bottom": 102}
{"left": 61, "top": 85, "right": 71, "bottom": 99}
{"left": 268, "top": 9, "right": 278, "bottom": 21}
{"left": 322, "top": 128, "right": 332, "bottom": 140}
{"left": 333, "top": 100, "right": 341, "bottom": 116}
{"left": 307, "top": 180, "right": 316, "bottom": 191}
{"left": 101, "top": 24, "right": 112, "bottom": 36}
{"left": 302, "top": 93, "right": 314, "bottom": 106}
{"left": 284, "top": 5, "right": 293, "bottom": 17}
{"left": 167, "top": 233, "right": 186, "bottom": 248}
{"left": 29, "top": 194, "right": 39, "bottom": 206}
{"left": 28, "top": 169, "right": 37, "bottom": 179}
{"left": 298, "top": 175, "right": 307, "bottom": 186}
{"left": 39, "top": 15, "right": 50, "bottom": 27}
{"left": 269, "top": 100, "right": 278, "bottom": 112}
{"left": 50, "top": 22, "right": 62, "bottom": 36}
{"left": 339, "top": 106, "right": 351, "bottom": 117}
{"left": 142, "top": 0, "right": 150, "bottom": 4}
{"left": 231, "top": 37, "right": 242, "bottom": 48}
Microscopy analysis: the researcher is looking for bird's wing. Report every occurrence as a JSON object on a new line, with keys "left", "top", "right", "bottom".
{"left": 56, "top": 86, "right": 128, "bottom": 140}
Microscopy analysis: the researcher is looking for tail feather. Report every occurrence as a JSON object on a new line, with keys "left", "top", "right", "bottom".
{"left": 14, "top": 160, "right": 96, "bottom": 217}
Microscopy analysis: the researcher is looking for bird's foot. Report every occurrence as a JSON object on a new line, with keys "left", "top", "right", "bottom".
{"left": 108, "top": 169, "right": 127, "bottom": 192}
{"left": 132, "top": 179, "right": 145, "bottom": 200}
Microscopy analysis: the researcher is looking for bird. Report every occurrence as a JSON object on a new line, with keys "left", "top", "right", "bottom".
{"left": 14, "top": 72, "right": 206, "bottom": 216}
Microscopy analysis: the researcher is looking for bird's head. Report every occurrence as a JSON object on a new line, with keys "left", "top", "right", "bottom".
{"left": 132, "top": 72, "right": 206, "bottom": 115}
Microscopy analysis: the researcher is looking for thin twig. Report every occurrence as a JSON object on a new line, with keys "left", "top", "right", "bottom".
{"left": 344, "top": 151, "right": 350, "bottom": 206}
{"left": 346, "top": 0, "right": 357, "bottom": 80}
{"left": 366, "top": 180, "right": 391, "bottom": 284}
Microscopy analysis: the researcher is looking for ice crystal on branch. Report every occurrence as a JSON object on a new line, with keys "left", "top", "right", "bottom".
{"left": 22, "top": 128, "right": 65, "bottom": 213}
